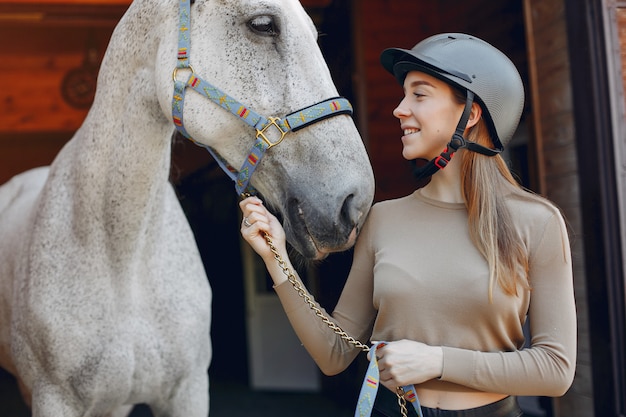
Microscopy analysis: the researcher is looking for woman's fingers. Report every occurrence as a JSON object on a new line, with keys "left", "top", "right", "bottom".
{"left": 239, "top": 196, "right": 263, "bottom": 216}
{"left": 239, "top": 196, "right": 280, "bottom": 256}
{"left": 240, "top": 198, "right": 268, "bottom": 227}
{"left": 239, "top": 195, "right": 288, "bottom": 252}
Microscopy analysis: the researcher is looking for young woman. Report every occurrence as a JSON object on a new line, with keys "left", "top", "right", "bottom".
{"left": 240, "top": 33, "right": 576, "bottom": 417}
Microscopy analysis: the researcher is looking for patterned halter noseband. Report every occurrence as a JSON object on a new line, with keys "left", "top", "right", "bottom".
{"left": 171, "top": 0, "right": 354, "bottom": 196}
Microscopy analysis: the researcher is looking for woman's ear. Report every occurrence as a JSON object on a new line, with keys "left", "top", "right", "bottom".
{"left": 465, "top": 102, "right": 483, "bottom": 129}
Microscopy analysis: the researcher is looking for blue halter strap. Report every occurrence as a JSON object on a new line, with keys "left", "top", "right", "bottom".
{"left": 355, "top": 342, "right": 424, "bottom": 417}
{"left": 171, "top": 0, "right": 353, "bottom": 196}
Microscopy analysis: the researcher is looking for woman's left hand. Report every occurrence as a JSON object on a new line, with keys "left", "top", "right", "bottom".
{"left": 370, "top": 340, "right": 444, "bottom": 389}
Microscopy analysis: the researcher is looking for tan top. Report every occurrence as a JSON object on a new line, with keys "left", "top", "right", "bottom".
{"left": 275, "top": 189, "right": 576, "bottom": 397}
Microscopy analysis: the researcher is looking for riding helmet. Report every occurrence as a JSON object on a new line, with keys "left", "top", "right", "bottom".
{"left": 380, "top": 33, "right": 524, "bottom": 151}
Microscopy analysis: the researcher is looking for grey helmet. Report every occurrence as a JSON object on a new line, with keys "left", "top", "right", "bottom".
{"left": 380, "top": 33, "right": 525, "bottom": 177}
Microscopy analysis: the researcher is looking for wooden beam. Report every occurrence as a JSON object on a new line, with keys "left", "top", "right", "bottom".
{"left": 565, "top": 0, "right": 626, "bottom": 414}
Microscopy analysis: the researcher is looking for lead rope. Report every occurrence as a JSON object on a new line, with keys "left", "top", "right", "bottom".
{"left": 261, "top": 232, "right": 423, "bottom": 417}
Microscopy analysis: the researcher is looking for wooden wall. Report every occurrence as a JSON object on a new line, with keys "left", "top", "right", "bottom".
{"left": 0, "top": 26, "right": 113, "bottom": 133}
{"left": 0, "top": 1, "right": 129, "bottom": 183}
{"left": 354, "top": 0, "right": 438, "bottom": 201}
{"left": 615, "top": 7, "right": 626, "bottom": 106}
{"left": 523, "top": 1, "right": 592, "bottom": 416}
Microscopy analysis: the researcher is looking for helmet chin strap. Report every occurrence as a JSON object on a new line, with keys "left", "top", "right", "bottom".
{"left": 412, "top": 90, "right": 501, "bottom": 181}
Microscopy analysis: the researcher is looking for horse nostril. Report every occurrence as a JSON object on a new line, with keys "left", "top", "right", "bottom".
{"left": 340, "top": 193, "right": 357, "bottom": 228}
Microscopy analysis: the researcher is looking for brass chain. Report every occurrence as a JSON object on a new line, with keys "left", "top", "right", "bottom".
{"left": 396, "top": 387, "right": 409, "bottom": 417}
{"left": 263, "top": 233, "right": 370, "bottom": 352}
{"left": 262, "top": 232, "right": 409, "bottom": 417}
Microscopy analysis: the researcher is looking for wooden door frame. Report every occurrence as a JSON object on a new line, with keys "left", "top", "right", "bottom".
{"left": 564, "top": 1, "right": 626, "bottom": 415}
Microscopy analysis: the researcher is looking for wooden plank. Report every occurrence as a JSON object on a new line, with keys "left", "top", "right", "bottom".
{"left": 532, "top": 17, "right": 569, "bottom": 61}
{"left": 525, "top": 0, "right": 564, "bottom": 32}
{"left": 543, "top": 141, "right": 578, "bottom": 177}
{"left": 540, "top": 112, "right": 575, "bottom": 150}
{"left": 534, "top": 47, "right": 571, "bottom": 90}
{"left": 524, "top": 0, "right": 572, "bottom": 196}
{"left": 618, "top": 8, "right": 626, "bottom": 111}
{"left": 535, "top": 83, "right": 572, "bottom": 124}
{"left": 0, "top": 23, "right": 113, "bottom": 134}
{"left": 0, "top": 0, "right": 130, "bottom": 27}
{"left": 1, "top": 71, "right": 90, "bottom": 132}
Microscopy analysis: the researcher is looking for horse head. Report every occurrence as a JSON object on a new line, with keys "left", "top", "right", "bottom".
{"left": 147, "top": 0, "right": 375, "bottom": 260}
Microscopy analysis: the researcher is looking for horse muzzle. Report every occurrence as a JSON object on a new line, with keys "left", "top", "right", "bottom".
{"left": 281, "top": 191, "right": 367, "bottom": 260}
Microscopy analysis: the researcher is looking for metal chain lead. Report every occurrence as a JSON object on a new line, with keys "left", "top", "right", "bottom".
{"left": 262, "top": 231, "right": 409, "bottom": 417}
{"left": 396, "top": 387, "right": 409, "bottom": 417}
{"left": 263, "top": 233, "right": 370, "bottom": 352}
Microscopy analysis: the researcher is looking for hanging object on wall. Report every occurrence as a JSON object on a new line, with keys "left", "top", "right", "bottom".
{"left": 60, "top": 31, "right": 100, "bottom": 109}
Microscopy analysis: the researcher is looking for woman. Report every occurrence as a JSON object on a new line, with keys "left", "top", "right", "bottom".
{"left": 240, "top": 33, "right": 576, "bottom": 417}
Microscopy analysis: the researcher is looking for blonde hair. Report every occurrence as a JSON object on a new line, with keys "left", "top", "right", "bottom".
{"left": 459, "top": 119, "right": 531, "bottom": 300}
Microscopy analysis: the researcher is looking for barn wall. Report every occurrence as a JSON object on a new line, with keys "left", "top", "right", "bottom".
{"left": 613, "top": 4, "right": 626, "bottom": 335}
{"left": 611, "top": 4, "right": 626, "bottom": 338}
{"left": 523, "top": 1, "right": 593, "bottom": 416}
{"left": 0, "top": 2, "right": 126, "bottom": 183}
{"left": 619, "top": 7, "right": 626, "bottom": 111}
{"left": 354, "top": 0, "right": 440, "bottom": 202}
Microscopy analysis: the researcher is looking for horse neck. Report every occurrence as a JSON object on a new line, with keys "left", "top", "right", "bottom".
{"left": 65, "top": 51, "right": 176, "bottom": 258}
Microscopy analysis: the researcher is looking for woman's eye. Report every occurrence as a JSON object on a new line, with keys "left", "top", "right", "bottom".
{"left": 248, "top": 15, "right": 280, "bottom": 37}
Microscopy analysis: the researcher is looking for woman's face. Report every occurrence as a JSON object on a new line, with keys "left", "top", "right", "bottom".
{"left": 393, "top": 71, "right": 465, "bottom": 161}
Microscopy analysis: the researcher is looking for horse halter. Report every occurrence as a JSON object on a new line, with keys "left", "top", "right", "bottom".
{"left": 171, "top": 0, "right": 354, "bottom": 196}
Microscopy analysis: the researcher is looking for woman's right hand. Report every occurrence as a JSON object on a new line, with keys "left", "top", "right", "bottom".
{"left": 239, "top": 196, "right": 287, "bottom": 262}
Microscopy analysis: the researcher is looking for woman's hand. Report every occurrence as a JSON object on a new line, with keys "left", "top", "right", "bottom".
{"left": 371, "top": 340, "right": 443, "bottom": 390}
{"left": 239, "top": 196, "right": 287, "bottom": 263}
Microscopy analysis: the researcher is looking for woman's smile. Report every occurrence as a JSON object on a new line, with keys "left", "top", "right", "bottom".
{"left": 401, "top": 127, "right": 420, "bottom": 145}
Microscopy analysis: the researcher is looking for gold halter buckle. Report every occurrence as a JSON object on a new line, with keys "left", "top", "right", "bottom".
{"left": 256, "top": 117, "right": 289, "bottom": 148}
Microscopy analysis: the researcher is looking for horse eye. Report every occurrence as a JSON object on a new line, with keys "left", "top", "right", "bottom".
{"left": 248, "top": 15, "right": 280, "bottom": 37}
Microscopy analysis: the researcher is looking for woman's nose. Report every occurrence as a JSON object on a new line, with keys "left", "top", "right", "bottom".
{"left": 392, "top": 98, "right": 410, "bottom": 119}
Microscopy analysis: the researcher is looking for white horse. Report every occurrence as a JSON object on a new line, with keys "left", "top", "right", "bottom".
{"left": 0, "top": 0, "right": 375, "bottom": 415}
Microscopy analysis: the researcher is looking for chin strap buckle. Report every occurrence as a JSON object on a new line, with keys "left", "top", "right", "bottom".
{"left": 434, "top": 145, "right": 456, "bottom": 169}
{"left": 434, "top": 154, "right": 450, "bottom": 169}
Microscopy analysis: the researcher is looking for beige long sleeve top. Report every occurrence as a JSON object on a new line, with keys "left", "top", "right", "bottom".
{"left": 274, "top": 189, "right": 576, "bottom": 396}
